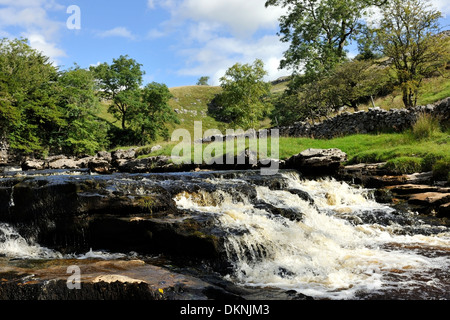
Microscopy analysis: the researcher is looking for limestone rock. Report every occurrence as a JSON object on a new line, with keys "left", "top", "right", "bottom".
{"left": 112, "top": 149, "right": 136, "bottom": 161}
{"left": 408, "top": 192, "right": 450, "bottom": 206}
{"left": 284, "top": 148, "right": 347, "bottom": 176}
{"left": 22, "top": 159, "right": 46, "bottom": 171}
{"left": 117, "top": 156, "right": 172, "bottom": 173}
{"left": 48, "top": 157, "right": 80, "bottom": 170}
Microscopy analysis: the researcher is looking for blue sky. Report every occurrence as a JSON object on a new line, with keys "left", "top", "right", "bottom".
{"left": 1, "top": 0, "right": 450, "bottom": 88}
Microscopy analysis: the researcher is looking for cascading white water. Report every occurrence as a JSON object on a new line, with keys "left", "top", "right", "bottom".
{"left": 174, "top": 171, "right": 450, "bottom": 300}
{"left": 0, "top": 223, "right": 63, "bottom": 260}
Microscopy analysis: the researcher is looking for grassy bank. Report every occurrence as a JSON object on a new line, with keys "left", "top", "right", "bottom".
{"left": 136, "top": 126, "right": 450, "bottom": 181}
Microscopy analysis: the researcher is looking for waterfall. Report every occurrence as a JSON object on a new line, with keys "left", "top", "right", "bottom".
{"left": 175, "top": 171, "right": 450, "bottom": 300}
{"left": 0, "top": 223, "right": 63, "bottom": 260}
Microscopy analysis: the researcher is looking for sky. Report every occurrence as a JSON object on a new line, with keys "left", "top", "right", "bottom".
{"left": 1, "top": 0, "right": 450, "bottom": 88}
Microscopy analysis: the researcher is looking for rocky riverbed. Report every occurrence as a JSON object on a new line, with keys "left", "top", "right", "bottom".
{"left": 0, "top": 149, "right": 449, "bottom": 301}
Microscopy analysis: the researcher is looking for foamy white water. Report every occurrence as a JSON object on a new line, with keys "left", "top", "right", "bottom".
{"left": 0, "top": 223, "right": 63, "bottom": 260}
{"left": 174, "top": 172, "right": 450, "bottom": 300}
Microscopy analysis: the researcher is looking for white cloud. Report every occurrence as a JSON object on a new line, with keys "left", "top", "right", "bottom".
{"left": 147, "top": 0, "right": 156, "bottom": 9}
{"left": 27, "top": 33, "right": 66, "bottom": 65}
{"left": 153, "top": 0, "right": 289, "bottom": 83}
{"left": 177, "top": 35, "right": 291, "bottom": 85}
{"left": 97, "top": 27, "right": 136, "bottom": 40}
{"left": 0, "top": 0, "right": 66, "bottom": 64}
{"left": 147, "top": 28, "right": 166, "bottom": 39}
{"left": 432, "top": 0, "right": 450, "bottom": 16}
{"left": 160, "top": 0, "right": 284, "bottom": 38}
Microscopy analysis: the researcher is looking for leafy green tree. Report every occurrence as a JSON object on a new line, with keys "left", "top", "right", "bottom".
{"left": 129, "top": 82, "right": 179, "bottom": 145}
{"left": 196, "top": 76, "right": 210, "bottom": 86}
{"left": 265, "top": 0, "right": 388, "bottom": 79}
{"left": 324, "top": 59, "right": 389, "bottom": 111}
{"left": 270, "top": 59, "right": 389, "bottom": 125}
{"left": 370, "top": 0, "right": 448, "bottom": 108}
{"left": 213, "top": 59, "right": 272, "bottom": 130}
{"left": 0, "top": 38, "right": 63, "bottom": 154}
{"left": 56, "top": 66, "right": 110, "bottom": 155}
{"left": 91, "top": 55, "right": 144, "bottom": 129}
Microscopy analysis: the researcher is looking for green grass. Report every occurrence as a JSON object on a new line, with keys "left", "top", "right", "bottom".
{"left": 134, "top": 127, "right": 450, "bottom": 180}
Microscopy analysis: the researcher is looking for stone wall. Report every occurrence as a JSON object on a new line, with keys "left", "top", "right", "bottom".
{"left": 276, "top": 97, "right": 450, "bottom": 139}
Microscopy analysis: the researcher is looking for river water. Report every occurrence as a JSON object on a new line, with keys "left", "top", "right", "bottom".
{"left": 0, "top": 169, "right": 449, "bottom": 300}
{"left": 174, "top": 171, "right": 450, "bottom": 300}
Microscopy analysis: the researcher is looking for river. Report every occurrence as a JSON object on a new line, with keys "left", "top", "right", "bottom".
{"left": 0, "top": 169, "right": 449, "bottom": 300}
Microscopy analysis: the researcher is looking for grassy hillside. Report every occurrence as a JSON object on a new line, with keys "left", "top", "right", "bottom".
{"left": 166, "top": 85, "right": 224, "bottom": 137}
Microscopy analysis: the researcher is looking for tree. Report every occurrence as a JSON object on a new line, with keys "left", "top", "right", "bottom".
{"left": 213, "top": 59, "right": 272, "bottom": 130}
{"left": 324, "top": 59, "right": 389, "bottom": 111}
{"left": 196, "top": 76, "right": 210, "bottom": 86}
{"left": 370, "top": 0, "right": 448, "bottom": 108}
{"left": 91, "top": 55, "right": 144, "bottom": 129}
{"left": 270, "top": 59, "right": 389, "bottom": 125}
{"left": 0, "top": 38, "right": 63, "bottom": 154}
{"left": 56, "top": 66, "right": 110, "bottom": 155}
{"left": 129, "top": 82, "right": 179, "bottom": 145}
{"left": 265, "top": 0, "right": 388, "bottom": 79}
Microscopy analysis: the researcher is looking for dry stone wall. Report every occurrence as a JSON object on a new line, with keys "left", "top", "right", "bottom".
{"left": 276, "top": 97, "right": 450, "bottom": 139}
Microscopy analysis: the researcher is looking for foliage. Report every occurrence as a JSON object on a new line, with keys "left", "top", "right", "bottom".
{"left": 196, "top": 76, "right": 210, "bottom": 86}
{"left": 322, "top": 59, "right": 389, "bottom": 111}
{"left": 265, "top": 0, "right": 388, "bottom": 79}
{"left": 212, "top": 59, "right": 272, "bottom": 130}
{"left": 90, "top": 55, "right": 144, "bottom": 129}
{"left": 270, "top": 58, "right": 390, "bottom": 125}
{"left": 0, "top": 38, "right": 63, "bottom": 154}
{"left": 57, "top": 66, "right": 110, "bottom": 155}
{"left": 370, "top": 0, "right": 449, "bottom": 108}
{"left": 129, "top": 82, "right": 179, "bottom": 145}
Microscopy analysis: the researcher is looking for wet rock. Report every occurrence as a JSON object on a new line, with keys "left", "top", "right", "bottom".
{"left": 0, "top": 259, "right": 236, "bottom": 300}
{"left": 254, "top": 202, "right": 303, "bottom": 222}
{"left": 408, "top": 192, "right": 450, "bottom": 207}
{"left": 88, "top": 158, "right": 113, "bottom": 174}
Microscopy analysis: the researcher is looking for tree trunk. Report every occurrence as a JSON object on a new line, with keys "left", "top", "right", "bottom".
{"left": 122, "top": 113, "right": 126, "bottom": 130}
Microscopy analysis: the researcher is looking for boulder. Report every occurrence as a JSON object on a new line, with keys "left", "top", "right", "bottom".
{"left": 22, "top": 159, "right": 46, "bottom": 171}
{"left": 112, "top": 149, "right": 136, "bottom": 161}
{"left": 48, "top": 157, "right": 80, "bottom": 170}
{"left": 88, "top": 158, "right": 113, "bottom": 174}
{"left": 284, "top": 148, "right": 347, "bottom": 176}
{"left": 117, "top": 156, "right": 172, "bottom": 173}
{"left": 96, "top": 151, "right": 112, "bottom": 162}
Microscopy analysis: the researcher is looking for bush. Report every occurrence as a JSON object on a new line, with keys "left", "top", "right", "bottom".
{"left": 412, "top": 113, "right": 442, "bottom": 140}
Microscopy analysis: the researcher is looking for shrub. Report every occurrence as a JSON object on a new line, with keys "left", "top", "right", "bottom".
{"left": 412, "top": 113, "right": 441, "bottom": 140}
